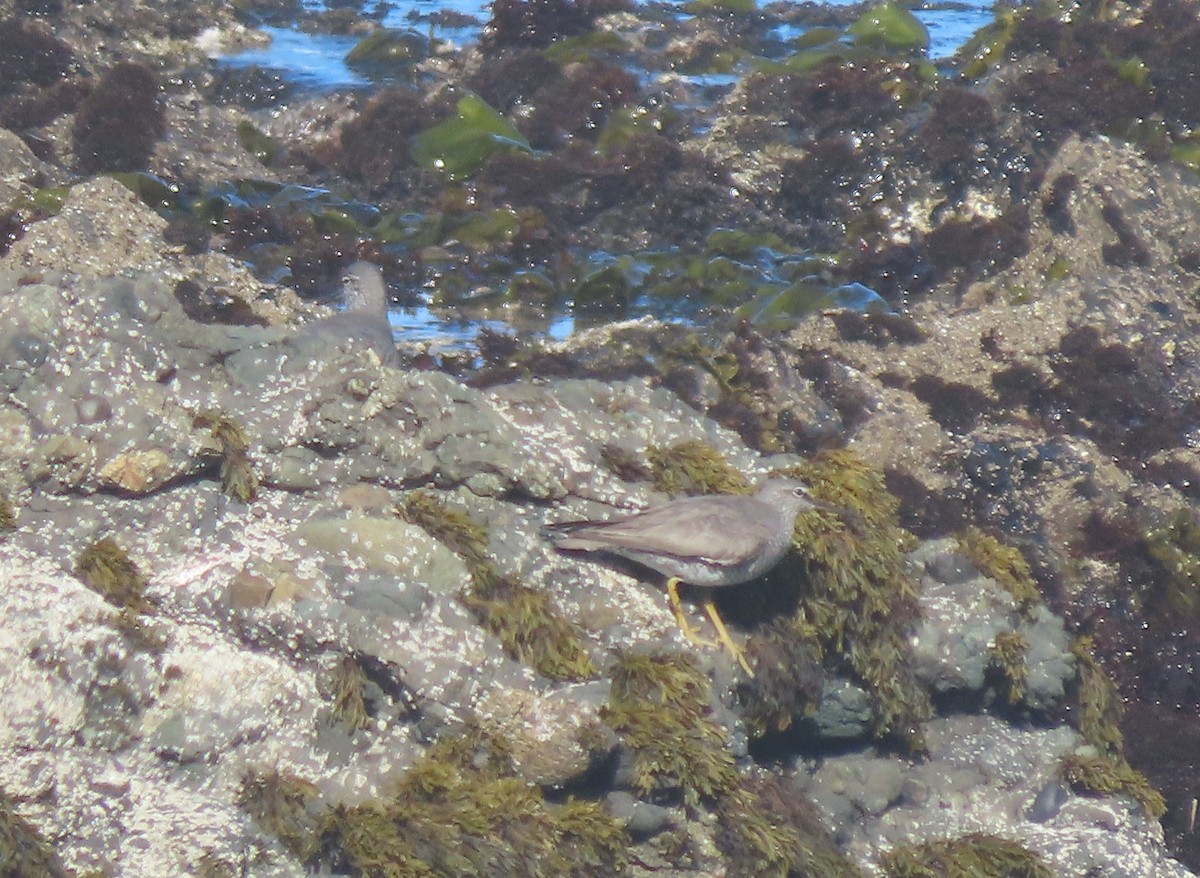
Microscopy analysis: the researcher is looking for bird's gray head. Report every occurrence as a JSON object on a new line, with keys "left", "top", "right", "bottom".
{"left": 341, "top": 260, "right": 388, "bottom": 318}
{"left": 755, "top": 478, "right": 827, "bottom": 517}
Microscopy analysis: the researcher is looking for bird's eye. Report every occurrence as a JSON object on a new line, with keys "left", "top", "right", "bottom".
{"left": 792, "top": 487, "right": 807, "bottom": 498}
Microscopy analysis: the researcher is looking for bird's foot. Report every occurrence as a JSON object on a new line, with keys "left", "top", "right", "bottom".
{"left": 666, "top": 579, "right": 754, "bottom": 676}
{"left": 703, "top": 599, "right": 755, "bottom": 677}
{"left": 667, "top": 579, "right": 717, "bottom": 647}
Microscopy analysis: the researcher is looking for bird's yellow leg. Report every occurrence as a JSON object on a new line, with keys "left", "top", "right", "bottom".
{"left": 703, "top": 599, "right": 755, "bottom": 677}
{"left": 666, "top": 578, "right": 716, "bottom": 647}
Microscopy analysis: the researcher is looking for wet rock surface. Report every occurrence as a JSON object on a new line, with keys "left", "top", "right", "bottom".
{"left": 3, "top": 0, "right": 1200, "bottom": 876}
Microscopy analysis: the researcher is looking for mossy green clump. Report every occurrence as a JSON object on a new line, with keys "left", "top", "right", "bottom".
{"left": 0, "top": 494, "right": 15, "bottom": 531}
{"left": 602, "top": 652, "right": 864, "bottom": 877}
{"left": 313, "top": 728, "right": 629, "bottom": 877}
{"left": 599, "top": 445, "right": 653, "bottom": 483}
{"left": 400, "top": 489, "right": 491, "bottom": 566}
{"left": 238, "top": 769, "right": 322, "bottom": 861}
{"left": 1069, "top": 636, "right": 1123, "bottom": 755}
{"left": 7, "top": 186, "right": 68, "bottom": 218}
{"left": 654, "top": 330, "right": 791, "bottom": 454}
{"left": 196, "top": 413, "right": 258, "bottom": 502}
{"left": 412, "top": 92, "right": 534, "bottom": 182}
{"left": 783, "top": 450, "right": 932, "bottom": 747}
{"left": 329, "top": 656, "right": 372, "bottom": 733}
{"left": 75, "top": 538, "right": 165, "bottom": 651}
{"left": 716, "top": 777, "right": 866, "bottom": 878}
{"left": 601, "top": 651, "right": 739, "bottom": 806}
{"left": 988, "top": 630, "right": 1029, "bottom": 705}
{"left": 956, "top": 527, "right": 1040, "bottom": 619}
{"left": 75, "top": 537, "right": 148, "bottom": 611}
{"left": 400, "top": 491, "right": 596, "bottom": 682}
{"left": 881, "top": 832, "right": 1053, "bottom": 878}
{"left": 464, "top": 584, "right": 598, "bottom": 681}
{"left": 235, "top": 120, "right": 282, "bottom": 166}
{"left": 742, "top": 617, "right": 825, "bottom": 737}
{"left": 645, "top": 439, "right": 751, "bottom": 497}
{"left": 1142, "top": 511, "right": 1200, "bottom": 618}
{"left": 1059, "top": 754, "right": 1166, "bottom": 820}
{"left": 846, "top": 3, "right": 929, "bottom": 52}
{"left": 0, "top": 791, "right": 65, "bottom": 878}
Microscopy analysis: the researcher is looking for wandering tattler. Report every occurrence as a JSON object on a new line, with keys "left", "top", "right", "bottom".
{"left": 547, "top": 478, "right": 824, "bottom": 675}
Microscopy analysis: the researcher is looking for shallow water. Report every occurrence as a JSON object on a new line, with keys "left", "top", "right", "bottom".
{"left": 217, "top": 0, "right": 1014, "bottom": 350}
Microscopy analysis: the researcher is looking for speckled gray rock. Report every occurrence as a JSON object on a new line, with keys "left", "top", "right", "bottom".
{"left": 802, "top": 679, "right": 873, "bottom": 740}
{"left": 0, "top": 137, "right": 1192, "bottom": 878}
{"left": 293, "top": 515, "right": 471, "bottom": 592}
{"left": 908, "top": 538, "right": 1075, "bottom": 710}
{"left": 800, "top": 714, "right": 1191, "bottom": 878}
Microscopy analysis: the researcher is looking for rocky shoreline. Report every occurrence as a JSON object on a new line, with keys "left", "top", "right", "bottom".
{"left": 4, "top": 0, "right": 1200, "bottom": 875}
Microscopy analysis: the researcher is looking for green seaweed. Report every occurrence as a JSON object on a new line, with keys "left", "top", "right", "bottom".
{"left": 683, "top": 0, "right": 756, "bottom": 13}
{"left": 881, "top": 832, "right": 1053, "bottom": 878}
{"left": 75, "top": 538, "right": 151, "bottom": 614}
{"left": 235, "top": 120, "right": 282, "bottom": 166}
{"left": 345, "top": 28, "right": 427, "bottom": 72}
{"left": 956, "top": 528, "right": 1040, "bottom": 619}
{"left": 716, "top": 778, "right": 866, "bottom": 878}
{"left": 0, "top": 791, "right": 65, "bottom": 878}
{"left": 601, "top": 651, "right": 739, "bottom": 806}
{"left": 451, "top": 206, "right": 540, "bottom": 251}
{"left": 400, "top": 489, "right": 492, "bottom": 567}
{"left": 1171, "top": 139, "right": 1200, "bottom": 174}
{"left": 1142, "top": 511, "right": 1200, "bottom": 618}
{"left": 716, "top": 789, "right": 801, "bottom": 878}
{"left": 958, "top": 6, "right": 1020, "bottom": 79}
{"left": 109, "top": 172, "right": 183, "bottom": 212}
{"left": 542, "top": 30, "right": 629, "bottom": 65}
{"left": 645, "top": 439, "right": 751, "bottom": 497}
{"left": 604, "top": 651, "right": 865, "bottom": 876}
{"left": 1045, "top": 257, "right": 1071, "bottom": 282}
{"left": 741, "top": 616, "right": 825, "bottom": 737}
{"left": 595, "top": 105, "right": 664, "bottom": 156}
{"left": 782, "top": 450, "right": 931, "bottom": 747}
{"left": 1059, "top": 754, "right": 1166, "bottom": 819}
{"left": 572, "top": 265, "right": 632, "bottom": 315}
{"left": 988, "top": 630, "right": 1029, "bottom": 705}
{"left": 75, "top": 539, "right": 166, "bottom": 651}
{"left": 412, "top": 92, "right": 534, "bottom": 182}
{"left": 7, "top": 186, "right": 69, "bottom": 219}
{"left": 400, "top": 491, "right": 596, "bottom": 682}
{"left": 847, "top": 3, "right": 930, "bottom": 52}
{"left": 329, "top": 656, "right": 372, "bottom": 733}
{"left": 313, "top": 727, "right": 629, "bottom": 877}
{"left": 463, "top": 584, "right": 598, "bottom": 681}
{"left": 704, "top": 228, "right": 789, "bottom": 261}
{"left": 195, "top": 412, "right": 258, "bottom": 502}
{"left": 1069, "top": 636, "right": 1123, "bottom": 755}
{"left": 239, "top": 769, "right": 322, "bottom": 861}
{"left": 737, "top": 280, "right": 891, "bottom": 330}
{"left": 0, "top": 494, "right": 14, "bottom": 531}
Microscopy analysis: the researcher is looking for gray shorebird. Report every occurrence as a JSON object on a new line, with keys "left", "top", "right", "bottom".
{"left": 547, "top": 478, "right": 826, "bottom": 675}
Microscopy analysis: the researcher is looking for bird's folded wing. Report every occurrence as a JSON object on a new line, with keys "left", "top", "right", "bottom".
{"left": 565, "top": 502, "right": 772, "bottom": 565}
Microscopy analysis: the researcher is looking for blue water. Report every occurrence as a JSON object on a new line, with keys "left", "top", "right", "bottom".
{"left": 224, "top": 0, "right": 1002, "bottom": 81}
{"left": 221, "top": 27, "right": 369, "bottom": 90}
{"left": 218, "top": 0, "right": 1009, "bottom": 349}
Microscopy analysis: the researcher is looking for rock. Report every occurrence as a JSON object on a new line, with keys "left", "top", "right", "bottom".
{"left": 909, "top": 538, "right": 1074, "bottom": 710}
{"left": 605, "top": 791, "right": 674, "bottom": 836}
{"left": 293, "top": 515, "right": 471, "bottom": 592}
